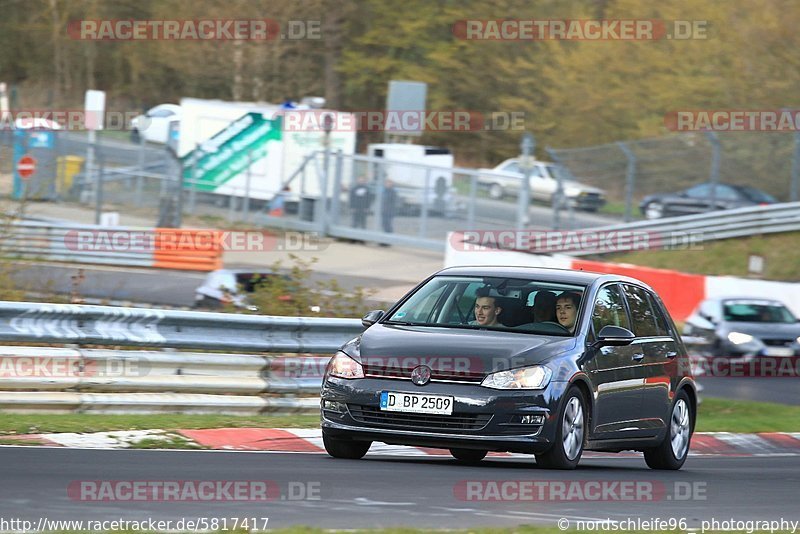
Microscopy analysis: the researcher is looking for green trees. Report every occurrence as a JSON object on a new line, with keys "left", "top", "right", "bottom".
{"left": 2, "top": 0, "right": 799, "bottom": 163}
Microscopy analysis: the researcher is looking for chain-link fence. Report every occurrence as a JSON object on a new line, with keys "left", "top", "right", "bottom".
{"left": 548, "top": 132, "right": 800, "bottom": 221}
{"left": 6, "top": 127, "right": 800, "bottom": 250}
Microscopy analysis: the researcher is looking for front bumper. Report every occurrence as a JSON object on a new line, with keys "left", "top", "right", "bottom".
{"left": 320, "top": 377, "right": 568, "bottom": 454}
{"left": 566, "top": 193, "right": 606, "bottom": 210}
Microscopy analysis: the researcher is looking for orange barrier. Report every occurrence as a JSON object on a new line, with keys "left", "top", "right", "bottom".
{"left": 571, "top": 259, "right": 705, "bottom": 321}
{"left": 152, "top": 229, "right": 224, "bottom": 271}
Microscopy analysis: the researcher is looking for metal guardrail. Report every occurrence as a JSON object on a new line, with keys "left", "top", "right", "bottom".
{"left": 0, "top": 302, "right": 363, "bottom": 352}
{"left": 1, "top": 221, "right": 223, "bottom": 270}
{"left": 0, "top": 301, "right": 362, "bottom": 414}
{"left": 0, "top": 346, "right": 328, "bottom": 414}
{"left": 563, "top": 202, "right": 800, "bottom": 256}
{"left": 0, "top": 301, "right": 710, "bottom": 414}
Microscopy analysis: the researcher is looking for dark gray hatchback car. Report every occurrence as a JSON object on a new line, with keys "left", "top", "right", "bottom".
{"left": 321, "top": 266, "right": 697, "bottom": 470}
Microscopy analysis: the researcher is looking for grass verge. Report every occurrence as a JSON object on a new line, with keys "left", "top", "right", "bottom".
{"left": 695, "top": 397, "right": 800, "bottom": 433}
{"left": 605, "top": 231, "right": 800, "bottom": 281}
{"left": 0, "top": 413, "right": 319, "bottom": 436}
{"left": 1, "top": 397, "right": 799, "bottom": 437}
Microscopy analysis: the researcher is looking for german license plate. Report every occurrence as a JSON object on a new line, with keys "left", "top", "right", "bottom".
{"left": 380, "top": 391, "right": 453, "bottom": 415}
{"left": 764, "top": 347, "right": 794, "bottom": 357}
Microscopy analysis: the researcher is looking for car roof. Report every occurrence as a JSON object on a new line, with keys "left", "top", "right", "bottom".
{"left": 434, "top": 265, "right": 652, "bottom": 289}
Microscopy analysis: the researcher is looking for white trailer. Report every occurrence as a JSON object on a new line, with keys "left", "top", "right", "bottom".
{"left": 366, "top": 143, "right": 456, "bottom": 214}
{"left": 178, "top": 97, "right": 357, "bottom": 203}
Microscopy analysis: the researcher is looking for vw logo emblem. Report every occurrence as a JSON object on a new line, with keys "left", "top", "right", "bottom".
{"left": 411, "top": 365, "right": 431, "bottom": 386}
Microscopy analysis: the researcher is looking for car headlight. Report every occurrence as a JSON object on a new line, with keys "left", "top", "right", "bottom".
{"left": 324, "top": 351, "right": 364, "bottom": 380}
{"left": 727, "top": 332, "right": 755, "bottom": 345}
{"left": 481, "top": 365, "right": 552, "bottom": 390}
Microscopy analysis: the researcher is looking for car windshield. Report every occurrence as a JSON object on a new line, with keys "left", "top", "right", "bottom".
{"left": 384, "top": 275, "right": 586, "bottom": 336}
{"left": 722, "top": 300, "right": 797, "bottom": 323}
{"left": 546, "top": 164, "right": 575, "bottom": 182}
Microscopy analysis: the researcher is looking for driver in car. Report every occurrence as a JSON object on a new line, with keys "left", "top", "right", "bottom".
{"left": 470, "top": 287, "right": 503, "bottom": 327}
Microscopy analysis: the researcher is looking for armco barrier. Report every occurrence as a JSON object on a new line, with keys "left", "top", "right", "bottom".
{"left": 0, "top": 301, "right": 363, "bottom": 352}
{"left": 0, "top": 301, "right": 362, "bottom": 414}
{"left": 0, "top": 346, "right": 328, "bottom": 414}
{"left": 0, "top": 301, "right": 710, "bottom": 414}
{"left": 1, "top": 221, "right": 224, "bottom": 271}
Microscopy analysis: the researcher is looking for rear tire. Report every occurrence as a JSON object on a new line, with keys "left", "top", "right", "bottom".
{"left": 535, "top": 386, "right": 586, "bottom": 469}
{"left": 323, "top": 433, "right": 371, "bottom": 460}
{"left": 449, "top": 448, "right": 487, "bottom": 464}
{"left": 644, "top": 390, "right": 692, "bottom": 470}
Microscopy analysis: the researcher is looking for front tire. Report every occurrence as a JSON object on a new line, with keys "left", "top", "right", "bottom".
{"left": 535, "top": 386, "right": 586, "bottom": 469}
{"left": 488, "top": 183, "right": 504, "bottom": 200}
{"left": 449, "top": 448, "right": 487, "bottom": 464}
{"left": 644, "top": 390, "right": 693, "bottom": 470}
{"left": 323, "top": 433, "right": 371, "bottom": 459}
{"left": 644, "top": 201, "right": 664, "bottom": 219}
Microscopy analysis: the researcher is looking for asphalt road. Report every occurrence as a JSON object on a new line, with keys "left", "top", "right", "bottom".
{"left": 58, "top": 132, "right": 167, "bottom": 169}
{"left": 697, "top": 376, "right": 800, "bottom": 406}
{"left": 9, "top": 262, "right": 403, "bottom": 309}
{"left": 1, "top": 448, "right": 797, "bottom": 529}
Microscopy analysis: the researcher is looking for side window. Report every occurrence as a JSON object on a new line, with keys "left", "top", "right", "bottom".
{"left": 622, "top": 285, "right": 658, "bottom": 337}
{"left": 713, "top": 185, "right": 740, "bottom": 201}
{"left": 501, "top": 161, "right": 521, "bottom": 173}
{"left": 592, "top": 285, "right": 630, "bottom": 334}
{"left": 645, "top": 291, "right": 671, "bottom": 337}
{"left": 685, "top": 184, "right": 711, "bottom": 198}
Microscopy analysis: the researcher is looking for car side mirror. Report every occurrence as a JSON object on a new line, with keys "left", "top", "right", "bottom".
{"left": 594, "top": 325, "right": 636, "bottom": 347}
{"left": 362, "top": 310, "right": 385, "bottom": 328}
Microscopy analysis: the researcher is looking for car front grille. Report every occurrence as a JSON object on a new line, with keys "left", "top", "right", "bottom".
{"left": 347, "top": 404, "right": 491, "bottom": 432}
{"left": 362, "top": 364, "right": 485, "bottom": 383}
{"left": 763, "top": 339, "right": 795, "bottom": 347}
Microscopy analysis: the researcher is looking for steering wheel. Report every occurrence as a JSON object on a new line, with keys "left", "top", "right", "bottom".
{"left": 540, "top": 321, "right": 571, "bottom": 333}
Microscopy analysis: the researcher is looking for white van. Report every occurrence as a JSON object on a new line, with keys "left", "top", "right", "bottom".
{"left": 366, "top": 143, "right": 456, "bottom": 215}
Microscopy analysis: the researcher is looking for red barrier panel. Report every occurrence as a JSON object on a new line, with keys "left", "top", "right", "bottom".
{"left": 571, "top": 259, "right": 705, "bottom": 321}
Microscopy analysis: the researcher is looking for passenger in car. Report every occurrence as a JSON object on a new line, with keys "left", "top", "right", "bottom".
{"left": 556, "top": 291, "right": 582, "bottom": 333}
{"left": 532, "top": 291, "right": 557, "bottom": 322}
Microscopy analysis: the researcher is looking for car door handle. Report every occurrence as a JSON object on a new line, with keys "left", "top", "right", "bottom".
{"left": 631, "top": 352, "right": 645, "bottom": 361}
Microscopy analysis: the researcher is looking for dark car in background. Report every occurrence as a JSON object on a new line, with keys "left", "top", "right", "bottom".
{"left": 321, "top": 266, "right": 697, "bottom": 470}
{"left": 684, "top": 297, "right": 800, "bottom": 358}
{"left": 639, "top": 182, "right": 777, "bottom": 219}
